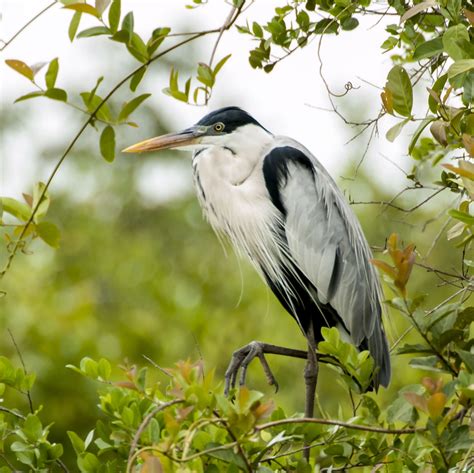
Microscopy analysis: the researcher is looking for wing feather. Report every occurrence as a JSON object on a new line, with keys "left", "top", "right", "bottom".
{"left": 263, "top": 142, "right": 391, "bottom": 387}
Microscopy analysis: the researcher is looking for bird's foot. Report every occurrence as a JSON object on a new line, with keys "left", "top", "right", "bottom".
{"left": 224, "top": 341, "right": 279, "bottom": 396}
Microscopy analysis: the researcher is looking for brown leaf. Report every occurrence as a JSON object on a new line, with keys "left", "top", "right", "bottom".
{"left": 22, "top": 193, "right": 33, "bottom": 207}
{"left": 371, "top": 259, "right": 397, "bottom": 279}
{"left": 421, "top": 377, "right": 443, "bottom": 394}
{"left": 139, "top": 453, "right": 163, "bottom": 473}
{"left": 464, "top": 8, "right": 474, "bottom": 25}
{"left": 114, "top": 381, "right": 138, "bottom": 390}
{"left": 404, "top": 392, "right": 428, "bottom": 412}
{"left": 462, "top": 134, "right": 474, "bottom": 157}
{"left": 252, "top": 400, "right": 275, "bottom": 420}
{"left": 430, "top": 121, "right": 448, "bottom": 146}
{"left": 177, "top": 405, "right": 194, "bottom": 421}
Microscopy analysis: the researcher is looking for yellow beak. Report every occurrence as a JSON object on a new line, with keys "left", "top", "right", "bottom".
{"left": 122, "top": 128, "right": 203, "bottom": 154}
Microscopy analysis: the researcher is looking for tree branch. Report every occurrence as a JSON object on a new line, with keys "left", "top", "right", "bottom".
{"left": 255, "top": 417, "right": 424, "bottom": 434}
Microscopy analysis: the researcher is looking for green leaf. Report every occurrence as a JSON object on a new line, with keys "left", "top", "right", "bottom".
{"left": 396, "top": 343, "right": 433, "bottom": 355}
{"left": 385, "top": 65, "right": 413, "bottom": 117}
{"left": 36, "top": 222, "right": 61, "bottom": 248}
{"left": 206, "top": 443, "right": 248, "bottom": 470}
{"left": 147, "top": 27, "right": 170, "bottom": 55}
{"left": 45, "top": 58, "right": 59, "bottom": 89}
{"left": 14, "top": 91, "right": 45, "bottom": 103}
{"left": 341, "top": 17, "right": 359, "bottom": 31}
{"left": 68, "top": 11, "right": 82, "bottom": 42}
{"left": 457, "top": 349, "right": 474, "bottom": 373}
{"left": 386, "top": 118, "right": 409, "bottom": 142}
{"left": 408, "top": 116, "right": 436, "bottom": 154}
{"left": 63, "top": 3, "right": 100, "bottom": 17}
{"left": 5, "top": 59, "right": 34, "bottom": 81}
{"left": 413, "top": 37, "right": 443, "bottom": 60}
{"left": 108, "top": 0, "right": 121, "bottom": 33}
{"left": 23, "top": 414, "right": 43, "bottom": 442}
{"left": 80, "top": 91, "right": 111, "bottom": 122}
{"left": 1, "top": 197, "right": 31, "bottom": 221}
{"left": 213, "top": 54, "right": 231, "bottom": 76}
{"left": 252, "top": 22, "right": 263, "bottom": 38}
{"left": 121, "top": 11, "right": 134, "bottom": 43}
{"left": 97, "top": 358, "right": 111, "bottom": 380}
{"left": 33, "top": 181, "right": 50, "bottom": 221}
{"left": 127, "top": 32, "right": 149, "bottom": 62}
{"left": 100, "top": 126, "right": 116, "bottom": 162}
{"left": 409, "top": 355, "right": 447, "bottom": 373}
{"left": 77, "top": 452, "right": 100, "bottom": 473}
{"left": 77, "top": 26, "right": 111, "bottom": 38}
{"left": 314, "top": 18, "right": 339, "bottom": 35}
{"left": 45, "top": 88, "right": 68, "bottom": 102}
{"left": 130, "top": 67, "right": 146, "bottom": 91}
{"left": 197, "top": 63, "right": 214, "bottom": 88}
{"left": 443, "top": 24, "right": 471, "bottom": 60}
{"left": 448, "top": 59, "right": 474, "bottom": 79}
{"left": 118, "top": 93, "right": 150, "bottom": 122}
{"left": 448, "top": 209, "right": 474, "bottom": 225}
{"left": 428, "top": 73, "right": 448, "bottom": 113}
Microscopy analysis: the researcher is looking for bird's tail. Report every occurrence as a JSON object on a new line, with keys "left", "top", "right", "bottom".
{"left": 365, "top": 319, "right": 391, "bottom": 390}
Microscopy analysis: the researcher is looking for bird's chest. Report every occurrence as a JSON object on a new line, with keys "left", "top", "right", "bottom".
{"left": 192, "top": 147, "right": 280, "bottom": 258}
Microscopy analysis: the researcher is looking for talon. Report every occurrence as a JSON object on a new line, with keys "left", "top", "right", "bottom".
{"left": 224, "top": 341, "right": 280, "bottom": 394}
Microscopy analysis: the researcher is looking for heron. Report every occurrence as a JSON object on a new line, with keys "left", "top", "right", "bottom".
{"left": 123, "top": 106, "right": 391, "bottom": 420}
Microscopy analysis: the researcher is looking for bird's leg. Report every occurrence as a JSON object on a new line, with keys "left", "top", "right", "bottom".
{"left": 224, "top": 341, "right": 308, "bottom": 396}
{"left": 303, "top": 320, "right": 318, "bottom": 461}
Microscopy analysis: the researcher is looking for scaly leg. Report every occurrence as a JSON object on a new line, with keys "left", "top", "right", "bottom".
{"left": 224, "top": 341, "right": 307, "bottom": 395}
{"left": 303, "top": 320, "right": 318, "bottom": 461}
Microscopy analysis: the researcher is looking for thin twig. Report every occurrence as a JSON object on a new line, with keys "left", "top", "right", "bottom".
{"left": 350, "top": 187, "right": 446, "bottom": 213}
{"left": 0, "top": 406, "right": 26, "bottom": 420}
{"left": 142, "top": 354, "right": 172, "bottom": 377}
{"left": 0, "top": 1, "right": 57, "bottom": 51}
{"left": 126, "top": 399, "right": 185, "bottom": 472}
{"left": 213, "top": 410, "right": 252, "bottom": 473}
{"left": 8, "top": 329, "right": 34, "bottom": 413}
{"left": 256, "top": 418, "right": 424, "bottom": 434}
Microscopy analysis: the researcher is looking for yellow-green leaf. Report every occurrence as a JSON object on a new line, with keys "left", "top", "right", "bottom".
{"left": 118, "top": 93, "right": 150, "bottom": 122}
{"left": 5, "top": 59, "right": 34, "bottom": 81}
{"left": 45, "top": 58, "right": 59, "bottom": 89}
{"left": 385, "top": 65, "right": 413, "bottom": 117}
{"left": 36, "top": 222, "right": 61, "bottom": 248}
{"left": 1, "top": 197, "right": 31, "bottom": 221}
{"left": 63, "top": 3, "right": 100, "bottom": 17}
{"left": 68, "top": 11, "right": 82, "bottom": 42}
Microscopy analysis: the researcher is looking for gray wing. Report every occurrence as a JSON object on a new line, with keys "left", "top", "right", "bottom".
{"left": 263, "top": 143, "right": 391, "bottom": 387}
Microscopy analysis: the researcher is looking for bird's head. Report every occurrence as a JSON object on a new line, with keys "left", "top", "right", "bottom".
{"left": 122, "top": 106, "right": 270, "bottom": 155}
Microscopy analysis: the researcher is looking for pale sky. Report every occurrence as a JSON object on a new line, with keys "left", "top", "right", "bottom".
{"left": 1, "top": 1, "right": 411, "bottom": 203}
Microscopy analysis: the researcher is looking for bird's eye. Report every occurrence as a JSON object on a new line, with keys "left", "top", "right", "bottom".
{"left": 213, "top": 122, "right": 225, "bottom": 132}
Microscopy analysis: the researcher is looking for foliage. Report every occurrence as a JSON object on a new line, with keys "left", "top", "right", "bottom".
{"left": 0, "top": 294, "right": 472, "bottom": 472}
{"left": 0, "top": 0, "right": 473, "bottom": 471}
